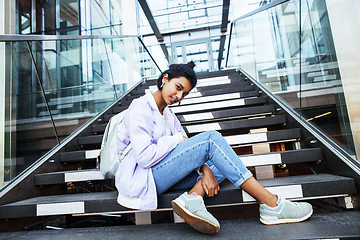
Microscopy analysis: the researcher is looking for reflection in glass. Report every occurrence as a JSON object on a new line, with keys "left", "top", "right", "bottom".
{"left": 1, "top": 36, "right": 160, "bottom": 189}
{"left": 227, "top": 0, "right": 357, "bottom": 159}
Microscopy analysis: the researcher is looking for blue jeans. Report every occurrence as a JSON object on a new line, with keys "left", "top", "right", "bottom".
{"left": 152, "top": 130, "right": 253, "bottom": 195}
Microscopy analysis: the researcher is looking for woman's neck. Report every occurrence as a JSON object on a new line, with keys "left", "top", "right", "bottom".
{"left": 152, "top": 90, "right": 167, "bottom": 115}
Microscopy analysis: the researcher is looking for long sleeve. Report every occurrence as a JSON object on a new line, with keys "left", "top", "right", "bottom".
{"left": 123, "top": 100, "right": 183, "bottom": 169}
{"left": 170, "top": 108, "right": 188, "bottom": 138}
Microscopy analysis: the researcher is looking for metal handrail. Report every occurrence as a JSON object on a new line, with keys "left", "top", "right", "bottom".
{"left": 0, "top": 34, "right": 139, "bottom": 42}
{"left": 0, "top": 34, "right": 163, "bottom": 73}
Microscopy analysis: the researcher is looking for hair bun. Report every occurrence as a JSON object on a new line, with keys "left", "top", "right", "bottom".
{"left": 187, "top": 61, "right": 196, "bottom": 69}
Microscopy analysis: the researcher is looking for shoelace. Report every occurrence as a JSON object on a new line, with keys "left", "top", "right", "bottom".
{"left": 284, "top": 199, "right": 299, "bottom": 206}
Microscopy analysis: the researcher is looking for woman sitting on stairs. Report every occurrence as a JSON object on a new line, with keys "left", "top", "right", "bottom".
{"left": 114, "top": 61, "right": 313, "bottom": 234}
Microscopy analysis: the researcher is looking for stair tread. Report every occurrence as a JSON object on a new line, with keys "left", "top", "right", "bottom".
{"left": 170, "top": 97, "right": 267, "bottom": 114}
{"left": 1, "top": 174, "right": 356, "bottom": 218}
{"left": 104, "top": 102, "right": 271, "bottom": 124}
{"left": 95, "top": 104, "right": 276, "bottom": 133}
{"left": 184, "top": 115, "right": 285, "bottom": 134}
{"left": 131, "top": 81, "right": 254, "bottom": 96}
{"left": 37, "top": 148, "right": 321, "bottom": 185}
{"left": 62, "top": 128, "right": 301, "bottom": 162}
{"left": 85, "top": 115, "right": 285, "bottom": 145}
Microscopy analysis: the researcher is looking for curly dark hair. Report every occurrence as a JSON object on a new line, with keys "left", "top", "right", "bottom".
{"left": 157, "top": 61, "right": 197, "bottom": 90}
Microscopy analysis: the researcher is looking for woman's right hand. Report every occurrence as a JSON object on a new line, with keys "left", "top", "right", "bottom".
{"left": 200, "top": 164, "right": 220, "bottom": 197}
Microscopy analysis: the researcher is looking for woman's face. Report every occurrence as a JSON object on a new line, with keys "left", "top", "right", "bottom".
{"left": 161, "top": 75, "right": 192, "bottom": 106}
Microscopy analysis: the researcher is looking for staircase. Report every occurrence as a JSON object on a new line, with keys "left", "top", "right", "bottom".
{"left": 0, "top": 69, "right": 359, "bottom": 237}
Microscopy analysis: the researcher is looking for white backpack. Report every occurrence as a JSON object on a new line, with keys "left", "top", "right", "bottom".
{"left": 98, "top": 110, "right": 132, "bottom": 178}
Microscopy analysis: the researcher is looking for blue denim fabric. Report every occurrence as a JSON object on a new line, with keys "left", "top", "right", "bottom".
{"left": 152, "top": 130, "right": 253, "bottom": 195}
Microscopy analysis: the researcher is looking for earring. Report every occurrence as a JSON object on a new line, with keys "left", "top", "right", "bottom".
{"left": 160, "top": 82, "right": 164, "bottom": 89}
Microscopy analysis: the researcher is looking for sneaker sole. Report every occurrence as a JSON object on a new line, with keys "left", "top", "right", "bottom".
{"left": 172, "top": 200, "right": 220, "bottom": 234}
{"left": 260, "top": 208, "right": 313, "bottom": 225}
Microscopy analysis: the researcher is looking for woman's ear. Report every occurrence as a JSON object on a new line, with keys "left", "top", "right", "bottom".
{"left": 163, "top": 74, "right": 169, "bottom": 83}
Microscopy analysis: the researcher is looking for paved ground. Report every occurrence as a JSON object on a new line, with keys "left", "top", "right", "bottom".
{"left": 0, "top": 211, "right": 360, "bottom": 240}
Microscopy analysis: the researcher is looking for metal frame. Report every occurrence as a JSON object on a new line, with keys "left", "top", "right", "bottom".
{"left": 221, "top": 0, "right": 230, "bottom": 33}
{"left": 0, "top": 34, "right": 139, "bottom": 42}
{"left": 137, "top": 0, "right": 169, "bottom": 60}
{"left": 0, "top": 35, "right": 163, "bottom": 73}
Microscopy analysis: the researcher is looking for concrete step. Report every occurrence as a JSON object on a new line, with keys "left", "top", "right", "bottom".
{"left": 177, "top": 105, "right": 275, "bottom": 124}
{"left": 103, "top": 86, "right": 259, "bottom": 122}
{"left": 95, "top": 104, "right": 275, "bottom": 134}
{"left": 184, "top": 115, "right": 285, "bottom": 134}
{"left": 62, "top": 128, "right": 301, "bottom": 162}
{"left": 1, "top": 174, "right": 355, "bottom": 218}
{"left": 37, "top": 148, "right": 320, "bottom": 185}
{"left": 170, "top": 97, "right": 267, "bottom": 115}
{"left": 81, "top": 114, "right": 285, "bottom": 146}
{"left": 112, "top": 96, "right": 267, "bottom": 116}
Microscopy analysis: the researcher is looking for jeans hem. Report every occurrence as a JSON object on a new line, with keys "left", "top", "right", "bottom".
{"left": 234, "top": 170, "right": 253, "bottom": 188}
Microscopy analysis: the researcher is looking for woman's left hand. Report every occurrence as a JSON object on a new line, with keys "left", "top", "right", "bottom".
{"left": 200, "top": 164, "right": 220, "bottom": 197}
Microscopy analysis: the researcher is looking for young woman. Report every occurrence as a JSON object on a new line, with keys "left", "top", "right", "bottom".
{"left": 115, "top": 62, "right": 313, "bottom": 234}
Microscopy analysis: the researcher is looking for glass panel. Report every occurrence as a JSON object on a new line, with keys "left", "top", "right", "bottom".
{"left": 299, "top": 0, "right": 356, "bottom": 154}
{"left": 228, "top": 17, "right": 255, "bottom": 76}
{"left": 1, "top": 35, "right": 162, "bottom": 189}
{"left": 185, "top": 42, "right": 209, "bottom": 72}
{"left": 110, "top": 0, "right": 122, "bottom": 25}
{"left": 3, "top": 41, "right": 59, "bottom": 188}
{"left": 148, "top": 0, "right": 223, "bottom": 32}
{"left": 227, "top": 0, "right": 358, "bottom": 160}
{"left": 17, "top": 0, "right": 32, "bottom": 34}
{"left": 90, "top": 0, "right": 110, "bottom": 30}
{"left": 175, "top": 46, "right": 183, "bottom": 63}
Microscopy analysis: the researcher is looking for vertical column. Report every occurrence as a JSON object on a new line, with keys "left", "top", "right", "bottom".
{"left": 122, "top": 0, "right": 140, "bottom": 89}
{"left": 0, "top": 0, "right": 5, "bottom": 188}
{"left": 0, "top": 0, "right": 16, "bottom": 188}
{"left": 250, "top": 128, "right": 274, "bottom": 180}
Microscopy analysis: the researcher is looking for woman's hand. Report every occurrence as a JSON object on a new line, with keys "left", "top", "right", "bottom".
{"left": 200, "top": 164, "right": 220, "bottom": 197}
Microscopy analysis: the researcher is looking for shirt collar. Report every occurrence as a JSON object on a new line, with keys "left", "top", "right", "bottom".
{"left": 145, "top": 92, "right": 170, "bottom": 116}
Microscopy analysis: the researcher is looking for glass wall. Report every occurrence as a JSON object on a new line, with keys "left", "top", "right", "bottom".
{"left": 1, "top": 35, "right": 161, "bottom": 189}
{"left": 142, "top": 0, "right": 223, "bottom": 34}
{"left": 227, "top": 0, "right": 359, "bottom": 160}
{"left": 0, "top": 0, "right": 161, "bottom": 189}
{"left": 140, "top": 0, "right": 228, "bottom": 71}
{"left": 16, "top": 0, "right": 136, "bottom": 36}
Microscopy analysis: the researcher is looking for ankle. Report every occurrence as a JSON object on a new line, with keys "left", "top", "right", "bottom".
{"left": 262, "top": 195, "right": 278, "bottom": 208}
{"left": 188, "top": 191, "right": 201, "bottom": 196}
